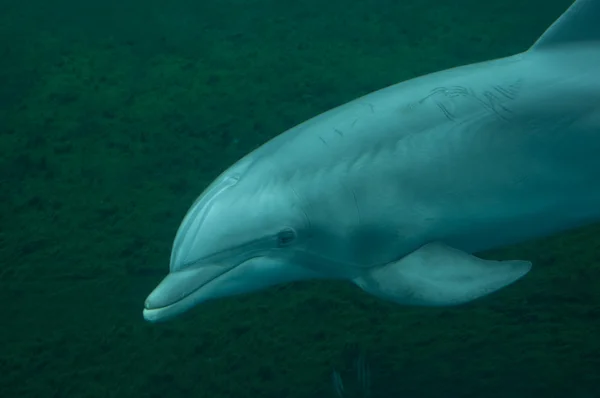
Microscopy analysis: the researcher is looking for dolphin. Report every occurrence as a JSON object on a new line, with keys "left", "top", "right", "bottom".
{"left": 143, "top": 0, "right": 600, "bottom": 322}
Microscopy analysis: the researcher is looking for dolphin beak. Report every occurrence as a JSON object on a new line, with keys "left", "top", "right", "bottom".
{"left": 143, "top": 265, "right": 229, "bottom": 322}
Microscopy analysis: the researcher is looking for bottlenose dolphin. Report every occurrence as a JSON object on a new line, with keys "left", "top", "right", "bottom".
{"left": 143, "top": 0, "right": 600, "bottom": 322}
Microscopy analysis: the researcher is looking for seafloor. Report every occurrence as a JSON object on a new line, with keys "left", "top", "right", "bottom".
{"left": 1, "top": 0, "right": 598, "bottom": 397}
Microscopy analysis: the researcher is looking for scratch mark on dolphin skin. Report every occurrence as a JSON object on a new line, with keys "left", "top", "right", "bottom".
{"left": 493, "top": 84, "right": 517, "bottom": 100}
{"left": 319, "top": 136, "right": 329, "bottom": 147}
{"left": 436, "top": 102, "right": 455, "bottom": 121}
{"left": 415, "top": 81, "right": 521, "bottom": 122}
{"left": 471, "top": 80, "right": 521, "bottom": 121}
{"left": 418, "top": 86, "right": 466, "bottom": 121}
{"left": 334, "top": 128, "right": 344, "bottom": 137}
{"left": 470, "top": 87, "right": 515, "bottom": 121}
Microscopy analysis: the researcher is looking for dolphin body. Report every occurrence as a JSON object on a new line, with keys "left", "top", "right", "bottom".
{"left": 144, "top": 0, "right": 600, "bottom": 322}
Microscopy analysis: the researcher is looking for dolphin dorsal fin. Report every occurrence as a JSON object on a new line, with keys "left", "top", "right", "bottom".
{"left": 531, "top": 0, "right": 600, "bottom": 50}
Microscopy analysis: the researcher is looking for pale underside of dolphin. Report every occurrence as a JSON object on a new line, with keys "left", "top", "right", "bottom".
{"left": 143, "top": 0, "right": 600, "bottom": 322}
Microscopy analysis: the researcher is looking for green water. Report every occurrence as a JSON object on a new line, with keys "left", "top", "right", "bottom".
{"left": 1, "top": 0, "right": 599, "bottom": 397}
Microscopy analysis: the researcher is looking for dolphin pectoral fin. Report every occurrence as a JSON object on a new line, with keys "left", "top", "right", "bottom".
{"left": 352, "top": 242, "right": 532, "bottom": 306}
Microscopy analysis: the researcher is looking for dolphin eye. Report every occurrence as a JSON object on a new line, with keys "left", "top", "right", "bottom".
{"left": 277, "top": 228, "right": 296, "bottom": 247}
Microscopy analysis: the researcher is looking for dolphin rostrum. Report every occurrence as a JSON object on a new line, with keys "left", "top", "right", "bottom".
{"left": 144, "top": 0, "right": 600, "bottom": 322}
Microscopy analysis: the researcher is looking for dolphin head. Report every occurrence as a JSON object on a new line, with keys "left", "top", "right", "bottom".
{"left": 143, "top": 168, "right": 318, "bottom": 322}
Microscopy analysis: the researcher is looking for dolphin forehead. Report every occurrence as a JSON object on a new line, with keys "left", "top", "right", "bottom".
{"left": 170, "top": 174, "right": 240, "bottom": 271}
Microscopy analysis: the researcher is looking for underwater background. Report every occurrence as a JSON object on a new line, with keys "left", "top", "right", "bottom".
{"left": 1, "top": 0, "right": 599, "bottom": 397}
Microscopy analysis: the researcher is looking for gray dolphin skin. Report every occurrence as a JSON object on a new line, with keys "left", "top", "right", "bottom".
{"left": 143, "top": 0, "right": 600, "bottom": 322}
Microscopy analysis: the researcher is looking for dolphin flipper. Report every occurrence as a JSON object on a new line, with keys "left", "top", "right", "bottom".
{"left": 353, "top": 243, "right": 532, "bottom": 306}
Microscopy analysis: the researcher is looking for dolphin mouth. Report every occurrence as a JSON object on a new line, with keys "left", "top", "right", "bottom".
{"left": 143, "top": 265, "right": 231, "bottom": 322}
